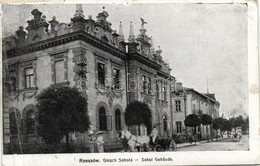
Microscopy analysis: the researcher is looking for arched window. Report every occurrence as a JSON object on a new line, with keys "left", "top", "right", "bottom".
{"left": 10, "top": 112, "right": 18, "bottom": 135}
{"left": 163, "top": 115, "right": 167, "bottom": 131}
{"left": 99, "top": 107, "right": 107, "bottom": 131}
{"left": 26, "top": 110, "right": 35, "bottom": 134}
{"left": 115, "top": 109, "right": 121, "bottom": 131}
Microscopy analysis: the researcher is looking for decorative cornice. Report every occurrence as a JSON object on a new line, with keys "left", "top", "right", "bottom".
{"left": 127, "top": 52, "right": 160, "bottom": 70}
{"left": 157, "top": 70, "right": 171, "bottom": 79}
{"left": 6, "top": 30, "right": 126, "bottom": 60}
{"left": 49, "top": 49, "right": 69, "bottom": 56}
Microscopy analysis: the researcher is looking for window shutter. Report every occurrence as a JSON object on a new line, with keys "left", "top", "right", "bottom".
{"left": 106, "top": 115, "right": 112, "bottom": 131}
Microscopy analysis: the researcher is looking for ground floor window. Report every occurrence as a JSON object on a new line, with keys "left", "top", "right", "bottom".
{"left": 10, "top": 112, "right": 18, "bottom": 135}
{"left": 163, "top": 115, "right": 167, "bottom": 131}
{"left": 99, "top": 107, "right": 107, "bottom": 131}
{"left": 26, "top": 110, "right": 35, "bottom": 134}
{"left": 176, "top": 121, "right": 182, "bottom": 133}
{"left": 115, "top": 109, "right": 121, "bottom": 131}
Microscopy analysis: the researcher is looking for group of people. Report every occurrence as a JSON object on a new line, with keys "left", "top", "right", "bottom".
{"left": 86, "top": 125, "right": 160, "bottom": 153}
{"left": 88, "top": 130, "right": 104, "bottom": 153}
{"left": 119, "top": 126, "right": 159, "bottom": 152}
{"left": 232, "top": 129, "right": 242, "bottom": 142}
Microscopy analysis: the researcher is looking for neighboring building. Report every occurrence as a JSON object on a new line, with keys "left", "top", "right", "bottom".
{"left": 2, "top": 5, "right": 174, "bottom": 149}
{"left": 171, "top": 82, "right": 220, "bottom": 141}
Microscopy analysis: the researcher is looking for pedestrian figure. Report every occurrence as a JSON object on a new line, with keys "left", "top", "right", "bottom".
{"left": 197, "top": 132, "right": 201, "bottom": 142}
{"left": 122, "top": 138, "right": 129, "bottom": 152}
{"left": 88, "top": 130, "right": 96, "bottom": 153}
{"left": 188, "top": 135, "right": 193, "bottom": 144}
{"left": 150, "top": 126, "right": 158, "bottom": 143}
{"left": 96, "top": 131, "right": 104, "bottom": 153}
{"left": 117, "top": 131, "right": 129, "bottom": 152}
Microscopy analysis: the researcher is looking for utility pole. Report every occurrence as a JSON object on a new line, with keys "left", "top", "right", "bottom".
{"left": 183, "top": 90, "right": 187, "bottom": 141}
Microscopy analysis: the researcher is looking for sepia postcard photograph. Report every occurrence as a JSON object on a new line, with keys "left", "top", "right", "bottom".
{"left": 1, "top": 0, "right": 259, "bottom": 165}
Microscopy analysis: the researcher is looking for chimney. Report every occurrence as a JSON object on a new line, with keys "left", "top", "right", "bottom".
{"left": 176, "top": 82, "right": 183, "bottom": 91}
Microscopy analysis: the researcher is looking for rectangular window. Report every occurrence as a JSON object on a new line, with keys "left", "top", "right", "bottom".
{"left": 162, "top": 83, "right": 167, "bottom": 101}
{"left": 25, "top": 67, "right": 34, "bottom": 89}
{"left": 175, "top": 100, "right": 181, "bottom": 112}
{"left": 9, "top": 70, "right": 17, "bottom": 91}
{"left": 54, "top": 60, "right": 64, "bottom": 84}
{"left": 142, "top": 75, "right": 146, "bottom": 92}
{"left": 176, "top": 121, "right": 182, "bottom": 133}
{"left": 163, "top": 119, "right": 167, "bottom": 131}
{"left": 113, "top": 68, "right": 120, "bottom": 89}
{"left": 156, "top": 83, "right": 160, "bottom": 99}
{"left": 158, "top": 82, "right": 162, "bottom": 100}
{"left": 98, "top": 62, "right": 105, "bottom": 85}
{"left": 147, "top": 77, "right": 152, "bottom": 94}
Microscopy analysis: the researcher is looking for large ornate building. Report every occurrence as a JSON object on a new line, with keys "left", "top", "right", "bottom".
{"left": 3, "top": 5, "right": 174, "bottom": 148}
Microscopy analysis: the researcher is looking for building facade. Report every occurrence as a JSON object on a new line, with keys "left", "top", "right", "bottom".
{"left": 171, "top": 82, "right": 220, "bottom": 142}
{"left": 2, "top": 5, "right": 174, "bottom": 148}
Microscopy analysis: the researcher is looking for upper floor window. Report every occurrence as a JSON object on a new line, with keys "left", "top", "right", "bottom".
{"left": 50, "top": 51, "right": 68, "bottom": 85}
{"left": 162, "top": 83, "right": 167, "bottom": 101}
{"left": 98, "top": 63, "right": 105, "bottom": 85}
{"left": 193, "top": 103, "right": 196, "bottom": 114}
{"left": 113, "top": 68, "right": 120, "bottom": 89}
{"left": 156, "top": 83, "right": 160, "bottom": 99}
{"left": 54, "top": 60, "right": 65, "bottom": 84}
{"left": 25, "top": 67, "right": 34, "bottom": 89}
{"left": 147, "top": 77, "right": 152, "bottom": 94}
{"left": 9, "top": 70, "right": 17, "bottom": 92}
{"left": 142, "top": 75, "right": 146, "bottom": 92}
{"left": 176, "top": 121, "right": 182, "bottom": 133}
{"left": 175, "top": 100, "right": 181, "bottom": 112}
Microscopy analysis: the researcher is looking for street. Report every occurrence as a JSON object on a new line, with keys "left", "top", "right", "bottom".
{"left": 177, "top": 135, "right": 249, "bottom": 151}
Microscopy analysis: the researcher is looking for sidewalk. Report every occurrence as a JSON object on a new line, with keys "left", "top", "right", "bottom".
{"left": 176, "top": 138, "right": 224, "bottom": 149}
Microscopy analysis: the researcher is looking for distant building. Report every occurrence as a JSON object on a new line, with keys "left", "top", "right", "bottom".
{"left": 2, "top": 4, "right": 174, "bottom": 149}
{"left": 171, "top": 82, "right": 220, "bottom": 141}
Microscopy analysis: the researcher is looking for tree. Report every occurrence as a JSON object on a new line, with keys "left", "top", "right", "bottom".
{"left": 201, "top": 114, "right": 213, "bottom": 141}
{"left": 230, "top": 115, "right": 244, "bottom": 132}
{"left": 241, "top": 116, "right": 249, "bottom": 133}
{"left": 212, "top": 117, "right": 224, "bottom": 140}
{"left": 184, "top": 114, "right": 201, "bottom": 144}
{"left": 36, "top": 86, "right": 91, "bottom": 152}
{"left": 124, "top": 101, "right": 152, "bottom": 135}
{"left": 234, "top": 115, "right": 244, "bottom": 129}
{"left": 221, "top": 118, "right": 232, "bottom": 138}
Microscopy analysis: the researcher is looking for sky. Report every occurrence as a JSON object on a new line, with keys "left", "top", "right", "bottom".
{"left": 2, "top": 3, "right": 248, "bottom": 117}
